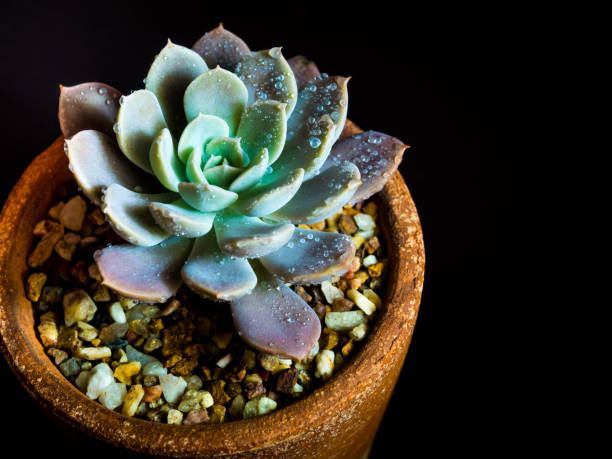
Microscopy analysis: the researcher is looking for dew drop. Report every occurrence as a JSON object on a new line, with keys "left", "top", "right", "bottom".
{"left": 309, "top": 137, "right": 321, "bottom": 148}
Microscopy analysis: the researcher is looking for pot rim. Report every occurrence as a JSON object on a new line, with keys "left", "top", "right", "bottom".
{"left": 0, "top": 135, "right": 425, "bottom": 457}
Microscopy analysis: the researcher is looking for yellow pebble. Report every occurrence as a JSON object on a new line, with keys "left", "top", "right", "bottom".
{"left": 368, "top": 262, "right": 384, "bottom": 278}
{"left": 352, "top": 234, "right": 365, "bottom": 249}
{"left": 91, "top": 338, "right": 101, "bottom": 347}
{"left": 310, "top": 221, "right": 326, "bottom": 231}
{"left": 114, "top": 361, "right": 142, "bottom": 384}
{"left": 297, "top": 224, "right": 310, "bottom": 230}
{"left": 362, "top": 202, "right": 377, "bottom": 217}
{"left": 26, "top": 273, "right": 47, "bottom": 302}
{"left": 122, "top": 384, "right": 144, "bottom": 416}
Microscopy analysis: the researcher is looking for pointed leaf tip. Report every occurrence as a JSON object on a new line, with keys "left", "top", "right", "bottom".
{"left": 321, "top": 130, "right": 408, "bottom": 203}
{"left": 192, "top": 25, "right": 250, "bottom": 72}
{"left": 59, "top": 82, "right": 121, "bottom": 139}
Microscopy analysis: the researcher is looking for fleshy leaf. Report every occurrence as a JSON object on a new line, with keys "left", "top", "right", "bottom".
{"left": 259, "top": 228, "right": 356, "bottom": 284}
{"left": 287, "top": 75, "right": 349, "bottom": 145}
{"left": 232, "top": 168, "right": 304, "bottom": 216}
{"left": 58, "top": 82, "right": 121, "bottom": 138}
{"left": 206, "top": 136, "right": 248, "bottom": 167}
{"left": 115, "top": 89, "right": 167, "bottom": 173}
{"left": 178, "top": 182, "right": 238, "bottom": 212}
{"left": 214, "top": 213, "right": 294, "bottom": 258}
{"left": 101, "top": 184, "right": 176, "bottom": 246}
{"left": 149, "top": 199, "right": 214, "bottom": 238}
{"left": 231, "top": 262, "right": 321, "bottom": 360}
{"left": 270, "top": 115, "right": 336, "bottom": 181}
{"left": 203, "top": 163, "right": 243, "bottom": 188}
{"left": 149, "top": 128, "right": 187, "bottom": 192}
{"left": 236, "top": 100, "right": 287, "bottom": 164}
{"left": 186, "top": 149, "right": 207, "bottom": 184}
{"left": 145, "top": 40, "right": 208, "bottom": 137}
{"left": 268, "top": 161, "right": 361, "bottom": 224}
{"left": 287, "top": 56, "right": 321, "bottom": 90}
{"left": 191, "top": 24, "right": 250, "bottom": 72}
{"left": 94, "top": 237, "right": 193, "bottom": 303}
{"left": 235, "top": 48, "right": 298, "bottom": 117}
{"left": 321, "top": 131, "right": 409, "bottom": 203}
{"left": 178, "top": 114, "right": 229, "bottom": 163}
{"left": 205, "top": 155, "right": 224, "bottom": 169}
{"left": 184, "top": 67, "right": 248, "bottom": 135}
{"left": 65, "top": 130, "right": 160, "bottom": 205}
{"left": 181, "top": 231, "right": 257, "bottom": 300}
{"left": 228, "top": 148, "right": 269, "bottom": 193}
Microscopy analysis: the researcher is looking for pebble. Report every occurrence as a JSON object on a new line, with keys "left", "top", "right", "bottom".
{"left": 346, "top": 289, "right": 376, "bottom": 316}
{"left": 142, "top": 360, "right": 168, "bottom": 377}
{"left": 167, "top": 409, "right": 183, "bottom": 425}
{"left": 108, "top": 302, "right": 127, "bottom": 323}
{"left": 26, "top": 273, "right": 47, "bottom": 301}
{"left": 75, "top": 370, "right": 91, "bottom": 392}
{"left": 99, "top": 322, "right": 129, "bottom": 343}
{"left": 99, "top": 382, "right": 127, "bottom": 410}
{"left": 178, "top": 389, "right": 214, "bottom": 412}
{"left": 314, "top": 350, "right": 335, "bottom": 380}
{"left": 75, "top": 346, "right": 111, "bottom": 360}
{"left": 243, "top": 396, "right": 277, "bottom": 419}
{"left": 47, "top": 348, "right": 69, "bottom": 365}
{"left": 59, "top": 196, "right": 87, "bottom": 231}
{"left": 57, "top": 327, "right": 80, "bottom": 349}
{"left": 86, "top": 363, "right": 114, "bottom": 399}
{"left": 122, "top": 385, "right": 144, "bottom": 416}
{"left": 114, "top": 361, "right": 142, "bottom": 384}
{"left": 228, "top": 394, "right": 246, "bottom": 420}
{"left": 54, "top": 239, "right": 78, "bottom": 261}
{"left": 362, "top": 288, "right": 382, "bottom": 307}
{"left": 324, "top": 310, "right": 366, "bottom": 331}
{"left": 208, "top": 404, "right": 226, "bottom": 423}
{"left": 37, "top": 320, "right": 58, "bottom": 347}
{"left": 28, "top": 220, "right": 64, "bottom": 268}
{"left": 142, "top": 385, "right": 163, "bottom": 402}
{"left": 76, "top": 321, "right": 99, "bottom": 341}
{"left": 159, "top": 373, "right": 187, "bottom": 403}
{"left": 183, "top": 409, "right": 209, "bottom": 425}
{"left": 349, "top": 323, "right": 368, "bottom": 341}
{"left": 59, "top": 357, "right": 81, "bottom": 377}
{"left": 63, "top": 290, "right": 97, "bottom": 326}
{"left": 321, "top": 280, "right": 344, "bottom": 304}
{"left": 353, "top": 213, "right": 375, "bottom": 231}
{"left": 160, "top": 298, "right": 180, "bottom": 316}
{"left": 143, "top": 337, "right": 162, "bottom": 352}
{"left": 362, "top": 254, "right": 378, "bottom": 267}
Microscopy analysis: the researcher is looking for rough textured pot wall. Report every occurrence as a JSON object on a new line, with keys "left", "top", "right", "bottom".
{"left": 0, "top": 126, "right": 424, "bottom": 458}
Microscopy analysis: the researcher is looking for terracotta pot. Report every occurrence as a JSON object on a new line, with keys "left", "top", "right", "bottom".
{"left": 0, "top": 123, "right": 424, "bottom": 458}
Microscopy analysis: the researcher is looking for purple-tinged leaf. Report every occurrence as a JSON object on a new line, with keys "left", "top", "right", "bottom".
{"left": 94, "top": 237, "right": 193, "bottom": 303}
{"left": 259, "top": 228, "right": 355, "bottom": 284}
{"left": 181, "top": 231, "right": 257, "bottom": 301}
{"left": 191, "top": 24, "right": 250, "bottom": 72}
{"left": 287, "top": 55, "right": 321, "bottom": 90}
{"left": 58, "top": 82, "right": 121, "bottom": 139}
{"left": 231, "top": 262, "right": 321, "bottom": 360}
{"left": 321, "top": 131, "right": 409, "bottom": 203}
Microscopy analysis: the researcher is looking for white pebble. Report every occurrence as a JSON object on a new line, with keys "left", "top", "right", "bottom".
{"left": 142, "top": 360, "right": 168, "bottom": 377}
{"left": 167, "top": 409, "right": 184, "bottom": 424}
{"left": 243, "top": 397, "right": 278, "bottom": 419}
{"left": 325, "top": 310, "right": 366, "bottom": 331}
{"left": 315, "top": 350, "right": 335, "bottom": 380}
{"left": 216, "top": 353, "right": 233, "bottom": 368}
{"left": 159, "top": 373, "right": 187, "bottom": 404}
{"left": 86, "top": 363, "right": 114, "bottom": 400}
{"left": 353, "top": 213, "right": 376, "bottom": 231}
{"left": 321, "top": 280, "right": 344, "bottom": 304}
{"left": 99, "top": 382, "right": 127, "bottom": 410}
{"left": 108, "top": 301, "right": 127, "bottom": 323}
{"left": 349, "top": 323, "right": 369, "bottom": 341}
{"left": 362, "top": 254, "right": 378, "bottom": 267}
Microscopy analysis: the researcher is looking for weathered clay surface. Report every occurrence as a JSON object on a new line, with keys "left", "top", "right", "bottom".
{"left": 0, "top": 128, "right": 425, "bottom": 458}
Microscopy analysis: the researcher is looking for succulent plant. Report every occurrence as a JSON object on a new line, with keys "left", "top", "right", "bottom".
{"left": 58, "top": 25, "right": 407, "bottom": 360}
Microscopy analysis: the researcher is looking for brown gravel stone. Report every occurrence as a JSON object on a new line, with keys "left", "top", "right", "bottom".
{"left": 28, "top": 221, "right": 64, "bottom": 268}
{"left": 207, "top": 380, "right": 231, "bottom": 405}
{"left": 59, "top": 196, "right": 86, "bottom": 231}
{"left": 244, "top": 381, "right": 266, "bottom": 400}
{"left": 337, "top": 214, "right": 358, "bottom": 234}
{"left": 313, "top": 302, "right": 327, "bottom": 320}
{"left": 207, "top": 405, "right": 226, "bottom": 424}
{"left": 294, "top": 286, "right": 312, "bottom": 303}
{"left": 319, "top": 328, "right": 339, "bottom": 350}
{"left": 47, "top": 348, "right": 69, "bottom": 365}
{"left": 171, "top": 357, "right": 198, "bottom": 376}
{"left": 70, "top": 261, "right": 89, "bottom": 285}
{"left": 160, "top": 299, "right": 181, "bottom": 316}
{"left": 332, "top": 297, "right": 355, "bottom": 312}
{"left": 87, "top": 208, "right": 106, "bottom": 226}
{"left": 26, "top": 273, "right": 47, "bottom": 302}
{"left": 364, "top": 236, "right": 380, "bottom": 254}
{"left": 276, "top": 368, "right": 298, "bottom": 394}
{"left": 143, "top": 385, "right": 163, "bottom": 402}
{"left": 183, "top": 409, "right": 209, "bottom": 425}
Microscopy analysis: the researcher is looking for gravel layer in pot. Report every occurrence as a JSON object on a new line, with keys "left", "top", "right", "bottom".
{"left": 24, "top": 183, "right": 388, "bottom": 424}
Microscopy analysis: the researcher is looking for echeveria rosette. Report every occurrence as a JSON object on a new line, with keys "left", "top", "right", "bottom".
{"left": 59, "top": 25, "right": 408, "bottom": 361}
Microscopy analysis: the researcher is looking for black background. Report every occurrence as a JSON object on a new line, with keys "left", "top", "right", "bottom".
{"left": 0, "top": 1, "right": 492, "bottom": 456}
